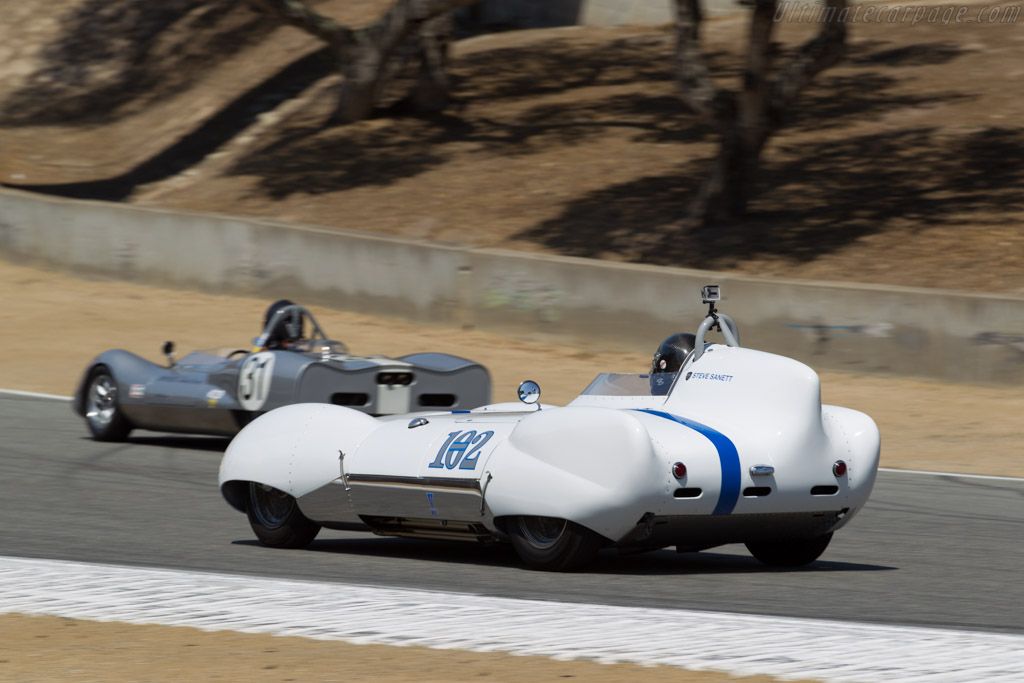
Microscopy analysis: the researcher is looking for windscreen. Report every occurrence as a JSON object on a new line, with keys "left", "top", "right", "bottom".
{"left": 579, "top": 372, "right": 677, "bottom": 397}
{"left": 289, "top": 339, "right": 349, "bottom": 355}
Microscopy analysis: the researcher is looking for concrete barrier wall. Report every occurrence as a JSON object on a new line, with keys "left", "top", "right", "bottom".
{"left": 3, "top": 187, "right": 1024, "bottom": 386}
{"left": 470, "top": 0, "right": 676, "bottom": 27}
{"left": 466, "top": 0, "right": 747, "bottom": 27}
{"left": 578, "top": 0, "right": 676, "bottom": 24}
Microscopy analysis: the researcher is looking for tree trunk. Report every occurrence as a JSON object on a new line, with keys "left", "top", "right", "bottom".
{"left": 254, "top": 0, "right": 475, "bottom": 123}
{"left": 697, "top": 0, "right": 776, "bottom": 222}
{"left": 409, "top": 13, "right": 454, "bottom": 114}
{"left": 674, "top": 0, "right": 848, "bottom": 224}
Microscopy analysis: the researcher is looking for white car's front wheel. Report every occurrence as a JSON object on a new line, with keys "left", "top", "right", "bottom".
{"left": 508, "top": 516, "right": 601, "bottom": 572}
{"left": 745, "top": 532, "right": 833, "bottom": 567}
{"left": 246, "top": 483, "right": 321, "bottom": 549}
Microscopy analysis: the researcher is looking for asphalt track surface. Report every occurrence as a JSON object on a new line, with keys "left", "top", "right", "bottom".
{"left": 2, "top": 393, "right": 1022, "bottom": 636}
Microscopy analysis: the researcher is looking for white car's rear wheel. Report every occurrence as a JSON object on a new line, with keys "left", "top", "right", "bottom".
{"left": 84, "top": 368, "right": 131, "bottom": 442}
{"left": 745, "top": 532, "right": 833, "bottom": 567}
{"left": 508, "top": 516, "right": 601, "bottom": 571}
{"left": 246, "top": 483, "right": 321, "bottom": 549}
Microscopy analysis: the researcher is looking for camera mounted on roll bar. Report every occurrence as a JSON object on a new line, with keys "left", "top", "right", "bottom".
{"left": 701, "top": 284, "right": 722, "bottom": 331}
{"left": 692, "top": 284, "right": 740, "bottom": 362}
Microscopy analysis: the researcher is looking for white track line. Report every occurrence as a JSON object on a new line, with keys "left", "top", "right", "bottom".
{"left": 878, "top": 467, "right": 1023, "bottom": 482}
{"left": 0, "top": 388, "right": 72, "bottom": 401}
{"left": 0, "top": 556, "right": 1021, "bottom": 683}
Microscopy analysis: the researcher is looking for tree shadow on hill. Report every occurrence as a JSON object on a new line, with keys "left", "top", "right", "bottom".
{"left": 231, "top": 28, "right": 917, "bottom": 200}
{"left": 848, "top": 40, "right": 974, "bottom": 67}
{"left": 4, "top": 27, "right": 705, "bottom": 200}
{"left": 453, "top": 31, "right": 686, "bottom": 101}
{"left": 516, "top": 126, "right": 1024, "bottom": 268}
{"left": 234, "top": 39, "right": 974, "bottom": 219}
{"left": 777, "top": 40, "right": 975, "bottom": 130}
{"left": 229, "top": 39, "right": 973, "bottom": 200}
{"left": 0, "top": 0, "right": 274, "bottom": 125}
{"left": 229, "top": 91, "right": 721, "bottom": 198}
{"left": 3, "top": 9, "right": 986, "bottom": 258}
{"left": 227, "top": 32, "right": 729, "bottom": 198}
{"left": 6, "top": 49, "right": 335, "bottom": 201}
{"left": 781, "top": 73, "right": 972, "bottom": 130}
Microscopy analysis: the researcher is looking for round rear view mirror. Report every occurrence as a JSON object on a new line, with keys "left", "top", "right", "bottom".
{"left": 517, "top": 380, "right": 541, "bottom": 405}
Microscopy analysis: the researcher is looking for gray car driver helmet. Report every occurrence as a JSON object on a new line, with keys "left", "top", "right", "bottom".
{"left": 263, "top": 299, "right": 304, "bottom": 349}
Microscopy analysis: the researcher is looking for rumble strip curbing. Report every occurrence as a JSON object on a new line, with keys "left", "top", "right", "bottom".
{"left": 1, "top": 556, "right": 1021, "bottom": 682}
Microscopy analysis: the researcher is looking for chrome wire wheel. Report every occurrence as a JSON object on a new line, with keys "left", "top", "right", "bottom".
{"left": 86, "top": 374, "right": 118, "bottom": 432}
{"left": 248, "top": 483, "right": 294, "bottom": 530}
{"left": 83, "top": 369, "right": 131, "bottom": 441}
{"left": 514, "top": 516, "right": 568, "bottom": 550}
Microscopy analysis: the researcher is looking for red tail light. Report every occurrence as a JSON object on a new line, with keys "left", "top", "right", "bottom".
{"left": 833, "top": 460, "right": 847, "bottom": 477}
{"left": 672, "top": 462, "right": 687, "bottom": 478}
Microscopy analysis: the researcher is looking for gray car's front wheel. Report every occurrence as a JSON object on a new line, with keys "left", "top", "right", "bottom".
{"left": 745, "top": 532, "right": 833, "bottom": 567}
{"left": 508, "top": 516, "right": 601, "bottom": 571}
{"left": 84, "top": 368, "right": 132, "bottom": 442}
{"left": 246, "top": 483, "right": 321, "bottom": 549}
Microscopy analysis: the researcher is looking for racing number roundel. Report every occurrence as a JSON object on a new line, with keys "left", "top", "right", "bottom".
{"left": 238, "top": 352, "right": 276, "bottom": 411}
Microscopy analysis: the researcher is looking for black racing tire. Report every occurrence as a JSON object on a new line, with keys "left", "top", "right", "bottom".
{"left": 745, "top": 532, "right": 833, "bottom": 567}
{"left": 507, "top": 516, "right": 601, "bottom": 572}
{"left": 83, "top": 367, "right": 132, "bottom": 442}
{"left": 246, "top": 482, "right": 321, "bottom": 549}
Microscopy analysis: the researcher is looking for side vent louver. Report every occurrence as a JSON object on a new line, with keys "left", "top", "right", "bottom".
{"left": 418, "top": 394, "right": 456, "bottom": 407}
{"left": 332, "top": 392, "right": 369, "bottom": 406}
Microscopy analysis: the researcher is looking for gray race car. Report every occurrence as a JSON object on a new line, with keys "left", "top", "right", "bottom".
{"left": 72, "top": 301, "right": 491, "bottom": 441}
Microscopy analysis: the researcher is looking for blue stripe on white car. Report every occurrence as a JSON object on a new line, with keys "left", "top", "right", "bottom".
{"left": 635, "top": 409, "right": 741, "bottom": 515}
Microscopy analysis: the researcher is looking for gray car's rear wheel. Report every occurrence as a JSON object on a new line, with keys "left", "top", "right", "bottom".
{"left": 745, "top": 532, "right": 833, "bottom": 567}
{"left": 84, "top": 368, "right": 132, "bottom": 442}
{"left": 246, "top": 483, "right": 321, "bottom": 549}
{"left": 508, "top": 516, "right": 601, "bottom": 571}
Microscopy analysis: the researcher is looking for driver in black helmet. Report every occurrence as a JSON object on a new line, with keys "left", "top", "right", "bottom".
{"left": 257, "top": 299, "right": 305, "bottom": 351}
{"left": 649, "top": 333, "right": 696, "bottom": 395}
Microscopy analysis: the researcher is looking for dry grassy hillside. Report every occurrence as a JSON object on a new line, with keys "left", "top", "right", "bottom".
{"left": 2, "top": 0, "right": 1023, "bottom": 293}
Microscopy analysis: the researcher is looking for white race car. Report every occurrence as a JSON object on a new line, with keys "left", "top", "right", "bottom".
{"left": 219, "top": 286, "right": 881, "bottom": 571}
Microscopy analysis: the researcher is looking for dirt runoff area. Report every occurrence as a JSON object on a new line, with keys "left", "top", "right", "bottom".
{"left": 0, "top": 614, "right": 817, "bottom": 683}
{"left": 3, "top": 260, "right": 1023, "bottom": 682}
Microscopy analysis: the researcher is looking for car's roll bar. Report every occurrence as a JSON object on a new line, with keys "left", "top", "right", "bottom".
{"left": 254, "top": 304, "right": 337, "bottom": 350}
{"left": 691, "top": 285, "right": 740, "bottom": 362}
